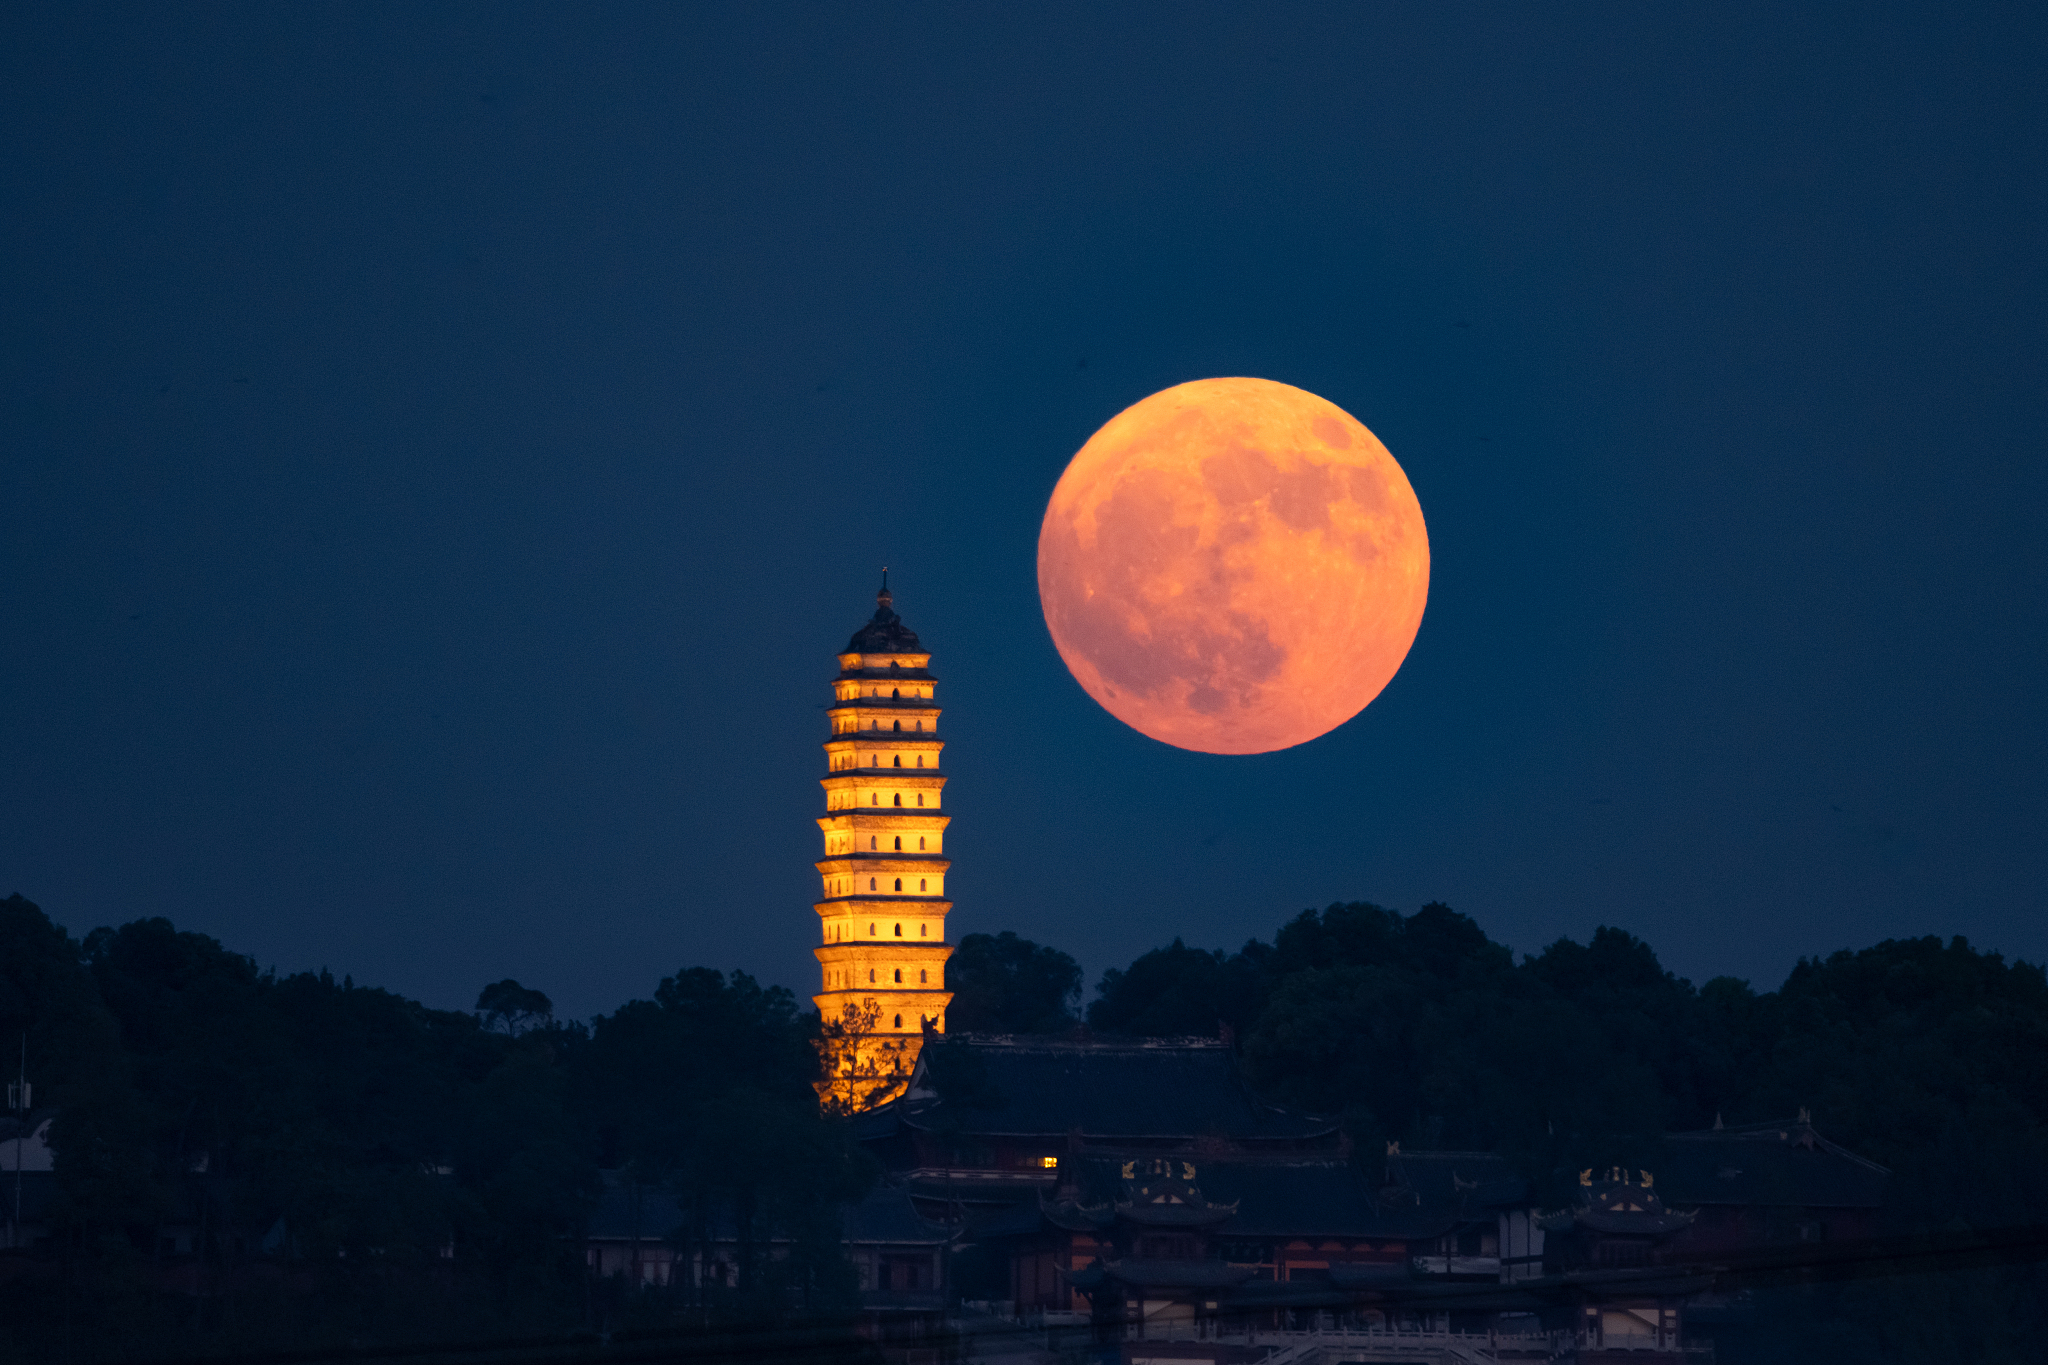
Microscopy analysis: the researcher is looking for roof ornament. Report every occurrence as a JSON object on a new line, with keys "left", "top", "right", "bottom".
{"left": 1797, "top": 1106, "right": 1812, "bottom": 1124}
{"left": 877, "top": 567, "right": 892, "bottom": 611}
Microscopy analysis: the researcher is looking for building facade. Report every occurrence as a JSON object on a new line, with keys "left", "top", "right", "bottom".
{"left": 812, "top": 577, "right": 956, "bottom": 1112}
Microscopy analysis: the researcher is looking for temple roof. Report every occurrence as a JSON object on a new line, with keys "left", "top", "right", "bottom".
{"left": 842, "top": 1183, "right": 952, "bottom": 1246}
{"left": 1656, "top": 1117, "right": 1889, "bottom": 1209}
{"left": 1541, "top": 1175, "right": 1697, "bottom": 1237}
{"left": 1381, "top": 1149, "right": 1529, "bottom": 1211}
{"left": 846, "top": 576, "right": 925, "bottom": 654}
{"left": 588, "top": 1171, "right": 685, "bottom": 1241}
{"left": 895, "top": 1034, "right": 1338, "bottom": 1142}
{"left": 1194, "top": 1158, "right": 1456, "bottom": 1239}
{"left": 990, "top": 1155, "right": 1457, "bottom": 1242}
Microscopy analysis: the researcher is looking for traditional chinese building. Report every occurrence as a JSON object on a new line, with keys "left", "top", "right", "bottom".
{"left": 811, "top": 576, "right": 956, "bottom": 1112}
{"left": 1655, "top": 1111, "right": 1888, "bottom": 1254}
{"left": 852, "top": 1033, "right": 1528, "bottom": 1336}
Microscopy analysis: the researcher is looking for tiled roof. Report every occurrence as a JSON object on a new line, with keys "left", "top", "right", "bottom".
{"left": 1382, "top": 1149, "right": 1527, "bottom": 1210}
{"left": 1195, "top": 1159, "right": 1454, "bottom": 1239}
{"left": 587, "top": 1171, "right": 685, "bottom": 1241}
{"left": 1004, "top": 1156, "right": 1456, "bottom": 1241}
{"left": 846, "top": 583, "right": 924, "bottom": 654}
{"left": 1656, "top": 1120, "right": 1888, "bottom": 1209}
{"left": 897, "top": 1035, "right": 1336, "bottom": 1141}
{"left": 843, "top": 1184, "right": 950, "bottom": 1246}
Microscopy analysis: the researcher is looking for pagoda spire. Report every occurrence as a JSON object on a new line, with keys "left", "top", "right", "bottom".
{"left": 811, "top": 577, "right": 954, "bottom": 1112}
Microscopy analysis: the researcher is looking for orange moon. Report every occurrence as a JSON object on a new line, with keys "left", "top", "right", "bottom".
{"left": 1037, "top": 377, "right": 1429, "bottom": 755}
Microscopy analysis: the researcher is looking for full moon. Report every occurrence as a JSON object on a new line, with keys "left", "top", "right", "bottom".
{"left": 1037, "top": 377, "right": 1429, "bottom": 755}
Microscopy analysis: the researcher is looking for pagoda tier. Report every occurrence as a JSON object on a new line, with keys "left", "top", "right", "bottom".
{"left": 812, "top": 575, "right": 956, "bottom": 1113}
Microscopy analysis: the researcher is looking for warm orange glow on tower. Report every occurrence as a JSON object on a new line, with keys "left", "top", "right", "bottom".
{"left": 812, "top": 575, "right": 955, "bottom": 1112}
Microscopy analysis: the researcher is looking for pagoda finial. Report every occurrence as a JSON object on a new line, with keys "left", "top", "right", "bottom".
{"left": 877, "top": 567, "right": 893, "bottom": 610}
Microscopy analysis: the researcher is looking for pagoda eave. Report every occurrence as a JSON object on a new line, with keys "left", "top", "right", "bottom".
{"left": 814, "top": 897, "right": 954, "bottom": 916}
{"left": 815, "top": 856, "right": 953, "bottom": 874}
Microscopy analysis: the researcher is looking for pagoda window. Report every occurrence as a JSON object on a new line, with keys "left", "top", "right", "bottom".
{"left": 869, "top": 923, "right": 876, "bottom": 934}
{"left": 892, "top": 688, "right": 901, "bottom": 698}
{"left": 871, "top": 794, "right": 878, "bottom": 805}
{"left": 869, "top": 878, "right": 876, "bottom": 891}
{"left": 894, "top": 756, "right": 902, "bottom": 767}
{"left": 916, "top": 755, "right": 924, "bottom": 767}
{"left": 869, "top": 969, "right": 876, "bottom": 983}
{"left": 919, "top": 923, "right": 927, "bottom": 936}
{"left": 893, "top": 794, "right": 902, "bottom": 806}
{"left": 919, "top": 879, "right": 927, "bottom": 891}
{"left": 894, "top": 969, "right": 902, "bottom": 983}
{"left": 894, "top": 922, "right": 903, "bottom": 935}
{"left": 919, "top": 969, "right": 927, "bottom": 982}
{"left": 894, "top": 879, "right": 903, "bottom": 892}
{"left": 871, "top": 836, "right": 877, "bottom": 850}
{"left": 916, "top": 794, "right": 925, "bottom": 806}
{"left": 893, "top": 836, "right": 901, "bottom": 850}
{"left": 918, "top": 837, "right": 925, "bottom": 849}
{"left": 893, "top": 720, "right": 901, "bottom": 731}
{"left": 893, "top": 1014, "right": 903, "bottom": 1028}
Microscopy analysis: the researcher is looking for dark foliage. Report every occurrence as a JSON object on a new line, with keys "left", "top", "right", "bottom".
{"left": 6, "top": 887, "right": 2043, "bottom": 1364}
{"left": 0, "top": 896, "right": 867, "bottom": 1363}
{"left": 475, "top": 979, "right": 555, "bottom": 1035}
{"left": 944, "top": 931, "right": 1082, "bottom": 1033}
{"left": 1090, "top": 901, "right": 2048, "bottom": 1364}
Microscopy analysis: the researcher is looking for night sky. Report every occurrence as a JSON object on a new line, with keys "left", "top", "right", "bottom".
{"left": 6, "top": 5, "right": 2044, "bottom": 1022}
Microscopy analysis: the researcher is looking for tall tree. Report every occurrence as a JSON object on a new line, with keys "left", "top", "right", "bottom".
{"left": 945, "top": 931, "right": 1083, "bottom": 1034}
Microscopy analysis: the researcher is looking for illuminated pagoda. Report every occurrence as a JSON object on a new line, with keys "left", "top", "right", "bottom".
{"left": 812, "top": 574, "right": 955, "bottom": 1112}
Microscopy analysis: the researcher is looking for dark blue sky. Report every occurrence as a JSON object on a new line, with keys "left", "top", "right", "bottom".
{"left": 6, "top": 4, "right": 2043, "bottom": 1021}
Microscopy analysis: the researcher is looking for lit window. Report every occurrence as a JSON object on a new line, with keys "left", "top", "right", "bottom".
{"left": 1039, "top": 1157, "right": 1059, "bottom": 1169}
